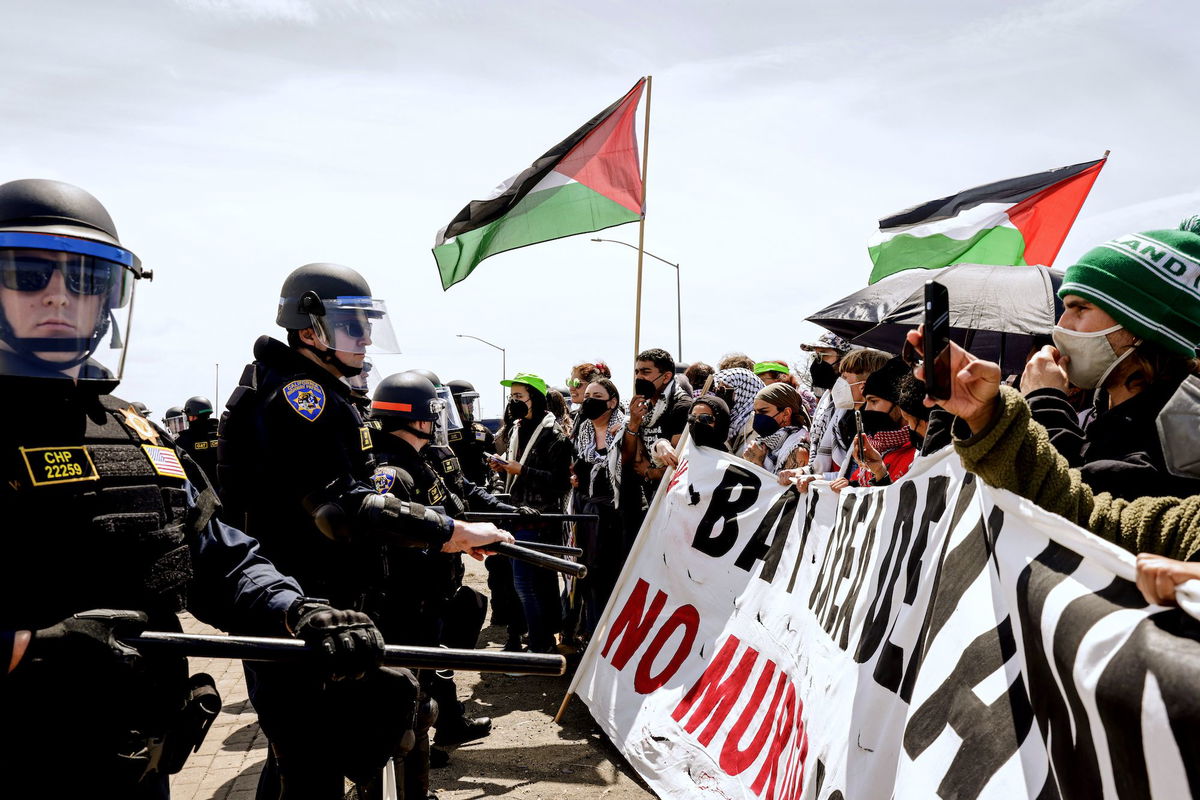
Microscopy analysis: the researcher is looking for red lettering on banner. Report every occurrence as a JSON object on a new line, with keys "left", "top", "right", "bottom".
{"left": 667, "top": 458, "right": 689, "bottom": 491}
{"left": 672, "top": 636, "right": 760, "bottom": 746}
{"left": 633, "top": 603, "right": 700, "bottom": 693}
{"left": 719, "top": 663, "right": 784, "bottom": 774}
{"left": 602, "top": 578, "right": 667, "bottom": 670}
{"left": 751, "top": 681, "right": 808, "bottom": 800}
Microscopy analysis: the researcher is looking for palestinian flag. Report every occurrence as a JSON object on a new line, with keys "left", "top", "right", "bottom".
{"left": 433, "top": 79, "right": 646, "bottom": 290}
{"left": 867, "top": 155, "right": 1107, "bottom": 284}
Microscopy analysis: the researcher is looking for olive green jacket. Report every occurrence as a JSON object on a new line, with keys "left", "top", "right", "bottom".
{"left": 955, "top": 386, "right": 1200, "bottom": 561}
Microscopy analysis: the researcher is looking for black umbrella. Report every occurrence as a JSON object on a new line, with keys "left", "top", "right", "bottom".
{"left": 806, "top": 264, "right": 1064, "bottom": 376}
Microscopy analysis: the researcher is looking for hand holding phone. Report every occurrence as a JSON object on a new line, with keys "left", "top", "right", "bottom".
{"left": 921, "top": 280, "right": 951, "bottom": 401}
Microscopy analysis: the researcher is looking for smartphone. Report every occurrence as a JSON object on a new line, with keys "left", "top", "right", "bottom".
{"left": 853, "top": 409, "right": 866, "bottom": 457}
{"left": 923, "top": 280, "right": 952, "bottom": 401}
{"left": 488, "top": 453, "right": 508, "bottom": 465}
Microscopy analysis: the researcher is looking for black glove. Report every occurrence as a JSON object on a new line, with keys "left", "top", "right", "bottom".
{"left": 516, "top": 505, "right": 541, "bottom": 517}
{"left": 290, "top": 601, "right": 385, "bottom": 682}
{"left": 26, "top": 608, "right": 149, "bottom": 673}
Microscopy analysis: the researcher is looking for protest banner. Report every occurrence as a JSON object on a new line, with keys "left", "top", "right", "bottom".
{"left": 569, "top": 443, "right": 1200, "bottom": 799}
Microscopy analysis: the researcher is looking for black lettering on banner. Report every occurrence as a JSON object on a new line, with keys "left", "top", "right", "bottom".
{"left": 903, "top": 617, "right": 1034, "bottom": 800}
{"left": 786, "top": 490, "right": 822, "bottom": 594}
{"left": 808, "top": 493, "right": 860, "bottom": 624}
{"left": 829, "top": 491, "right": 885, "bottom": 650}
{"left": 1094, "top": 608, "right": 1200, "bottom": 799}
{"left": 870, "top": 476, "right": 952, "bottom": 694}
{"left": 692, "top": 464, "right": 761, "bottom": 558}
{"left": 896, "top": 476, "right": 985, "bottom": 704}
{"left": 855, "top": 481, "right": 920, "bottom": 664}
{"left": 1015, "top": 540, "right": 1103, "bottom": 798}
{"left": 734, "top": 487, "right": 801, "bottom": 582}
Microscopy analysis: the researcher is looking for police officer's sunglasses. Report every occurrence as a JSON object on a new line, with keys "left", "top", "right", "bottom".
{"left": 0, "top": 250, "right": 116, "bottom": 296}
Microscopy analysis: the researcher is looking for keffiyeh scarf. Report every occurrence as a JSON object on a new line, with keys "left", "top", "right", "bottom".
{"left": 712, "top": 367, "right": 765, "bottom": 446}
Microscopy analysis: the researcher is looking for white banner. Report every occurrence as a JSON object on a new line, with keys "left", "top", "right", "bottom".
{"left": 570, "top": 443, "right": 1200, "bottom": 800}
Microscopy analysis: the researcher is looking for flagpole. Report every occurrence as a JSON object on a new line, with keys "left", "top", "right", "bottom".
{"left": 633, "top": 75, "right": 652, "bottom": 360}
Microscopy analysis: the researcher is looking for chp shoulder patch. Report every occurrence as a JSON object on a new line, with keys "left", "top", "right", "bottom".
{"left": 283, "top": 379, "right": 325, "bottom": 421}
{"left": 373, "top": 466, "right": 397, "bottom": 495}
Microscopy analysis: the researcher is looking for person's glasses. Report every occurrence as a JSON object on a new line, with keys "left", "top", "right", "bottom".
{"left": 689, "top": 413, "right": 715, "bottom": 426}
{"left": 565, "top": 377, "right": 582, "bottom": 388}
{"left": 0, "top": 252, "right": 115, "bottom": 296}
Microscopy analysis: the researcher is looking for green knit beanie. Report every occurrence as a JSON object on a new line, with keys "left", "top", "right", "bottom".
{"left": 1059, "top": 216, "right": 1200, "bottom": 357}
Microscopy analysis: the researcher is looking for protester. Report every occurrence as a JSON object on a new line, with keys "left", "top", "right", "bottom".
{"left": 569, "top": 377, "right": 625, "bottom": 644}
{"left": 831, "top": 356, "right": 917, "bottom": 491}
{"left": 685, "top": 361, "right": 714, "bottom": 396}
{"left": 800, "top": 332, "right": 852, "bottom": 396}
{"left": 492, "top": 372, "right": 573, "bottom": 654}
{"left": 1018, "top": 218, "right": 1200, "bottom": 500}
{"left": 904, "top": 330, "right": 1200, "bottom": 605}
{"left": 547, "top": 387, "right": 571, "bottom": 434}
{"left": 565, "top": 361, "right": 603, "bottom": 408}
{"left": 814, "top": 347, "right": 890, "bottom": 478}
{"left": 753, "top": 360, "right": 796, "bottom": 388}
{"left": 687, "top": 395, "right": 731, "bottom": 452}
{"left": 621, "top": 348, "right": 692, "bottom": 513}
{"left": 743, "top": 383, "right": 809, "bottom": 474}
{"left": 717, "top": 352, "right": 755, "bottom": 371}
{"left": 710, "top": 365, "right": 765, "bottom": 452}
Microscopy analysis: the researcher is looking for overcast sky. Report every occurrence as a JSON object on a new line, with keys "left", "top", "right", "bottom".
{"left": 7, "top": 0, "right": 1199, "bottom": 418}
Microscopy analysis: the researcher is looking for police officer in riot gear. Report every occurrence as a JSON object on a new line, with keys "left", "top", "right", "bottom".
{"left": 369, "top": 371, "right": 516, "bottom": 767}
{"left": 218, "top": 262, "right": 513, "bottom": 799}
{"left": 162, "top": 405, "right": 186, "bottom": 436}
{"left": 174, "top": 395, "right": 219, "bottom": 484}
{"left": 0, "top": 178, "right": 380, "bottom": 798}
{"left": 447, "top": 379, "right": 496, "bottom": 487}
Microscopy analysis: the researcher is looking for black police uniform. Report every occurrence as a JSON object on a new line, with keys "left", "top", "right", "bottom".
{"left": 218, "top": 335, "right": 450, "bottom": 798}
{"left": 0, "top": 375, "right": 305, "bottom": 799}
{"left": 448, "top": 420, "right": 494, "bottom": 487}
{"left": 174, "top": 416, "right": 220, "bottom": 486}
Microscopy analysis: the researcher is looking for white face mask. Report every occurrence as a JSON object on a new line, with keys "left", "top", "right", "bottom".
{"left": 831, "top": 377, "right": 855, "bottom": 409}
{"left": 1051, "top": 323, "right": 1135, "bottom": 390}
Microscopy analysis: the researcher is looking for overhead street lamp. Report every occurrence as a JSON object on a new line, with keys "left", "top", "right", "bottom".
{"left": 456, "top": 333, "right": 507, "bottom": 415}
{"left": 591, "top": 238, "right": 682, "bottom": 361}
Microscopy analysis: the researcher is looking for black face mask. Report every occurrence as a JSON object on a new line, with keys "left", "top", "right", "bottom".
{"left": 690, "top": 423, "right": 725, "bottom": 449}
{"left": 507, "top": 399, "right": 529, "bottom": 419}
{"left": 634, "top": 377, "right": 659, "bottom": 399}
{"left": 579, "top": 397, "right": 610, "bottom": 420}
{"left": 809, "top": 359, "right": 837, "bottom": 391}
{"left": 860, "top": 409, "right": 902, "bottom": 435}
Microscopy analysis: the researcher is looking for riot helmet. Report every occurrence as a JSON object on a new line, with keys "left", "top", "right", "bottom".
{"left": 370, "top": 372, "right": 449, "bottom": 448}
{"left": 447, "top": 378, "right": 480, "bottom": 422}
{"left": 0, "top": 179, "right": 146, "bottom": 382}
{"left": 276, "top": 262, "right": 399, "bottom": 378}
{"left": 132, "top": 401, "right": 151, "bottom": 416}
{"left": 404, "top": 368, "right": 463, "bottom": 432}
{"left": 184, "top": 395, "right": 213, "bottom": 420}
{"left": 163, "top": 405, "right": 186, "bottom": 435}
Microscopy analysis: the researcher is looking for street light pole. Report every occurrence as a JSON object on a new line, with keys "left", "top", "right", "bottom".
{"left": 456, "top": 334, "right": 507, "bottom": 415}
{"left": 591, "top": 238, "right": 682, "bottom": 361}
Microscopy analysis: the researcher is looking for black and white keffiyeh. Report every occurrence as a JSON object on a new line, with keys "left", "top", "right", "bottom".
{"left": 712, "top": 367, "right": 765, "bottom": 446}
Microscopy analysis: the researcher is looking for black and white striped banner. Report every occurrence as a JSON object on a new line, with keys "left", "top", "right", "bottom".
{"left": 571, "top": 443, "right": 1200, "bottom": 799}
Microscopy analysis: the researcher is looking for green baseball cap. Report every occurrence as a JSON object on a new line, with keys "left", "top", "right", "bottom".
{"left": 501, "top": 372, "right": 548, "bottom": 397}
{"left": 753, "top": 361, "right": 790, "bottom": 375}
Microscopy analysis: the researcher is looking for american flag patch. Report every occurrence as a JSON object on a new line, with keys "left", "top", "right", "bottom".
{"left": 142, "top": 445, "right": 188, "bottom": 479}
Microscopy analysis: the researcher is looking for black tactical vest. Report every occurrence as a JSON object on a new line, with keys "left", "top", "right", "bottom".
{"left": 0, "top": 391, "right": 204, "bottom": 631}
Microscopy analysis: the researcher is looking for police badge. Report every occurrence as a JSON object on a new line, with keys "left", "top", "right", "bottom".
{"left": 284, "top": 379, "right": 325, "bottom": 421}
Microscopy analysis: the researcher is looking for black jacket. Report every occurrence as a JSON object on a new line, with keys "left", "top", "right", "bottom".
{"left": 1027, "top": 382, "right": 1200, "bottom": 501}
{"left": 502, "top": 413, "right": 572, "bottom": 513}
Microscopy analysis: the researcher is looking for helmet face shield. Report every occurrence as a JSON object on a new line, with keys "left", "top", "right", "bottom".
{"left": 164, "top": 414, "right": 187, "bottom": 435}
{"left": 309, "top": 296, "right": 400, "bottom": 356}
{"left": 0, "top": 233, "right": 140, "bottom": 381}
{"left": 455, "top": 390, "right": 481, "bottom": 422}
{"left": 436, "top": 385, "right": 463, "bottom": 431}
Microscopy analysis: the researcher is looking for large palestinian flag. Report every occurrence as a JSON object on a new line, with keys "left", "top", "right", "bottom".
{"left": 867, "top": 156, "right": 1107, "bottom": 284}
{"left": 433, "top": 79, "right": 646, "bottom": 290}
